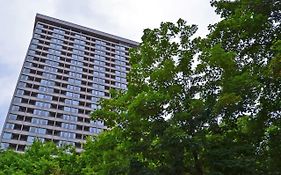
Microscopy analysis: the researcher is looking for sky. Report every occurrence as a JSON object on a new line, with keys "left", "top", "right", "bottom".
{"left": 0, "top": 0, "right": 220, "bottom": 132}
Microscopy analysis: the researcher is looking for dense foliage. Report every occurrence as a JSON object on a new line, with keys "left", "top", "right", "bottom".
{"left": 0, "top": 141, "right": 79, "bottom": 175}
{"left": 0, "top": 0, "right": 280, "bottom": 174}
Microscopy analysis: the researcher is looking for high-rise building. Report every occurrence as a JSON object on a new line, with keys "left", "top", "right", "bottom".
{"left": 0, "top": 14, "right": 138, "bottom": 152}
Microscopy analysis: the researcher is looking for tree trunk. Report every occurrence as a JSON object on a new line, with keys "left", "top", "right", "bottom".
{"left": 193, "top": 150, "right": 203, "bottom": 175}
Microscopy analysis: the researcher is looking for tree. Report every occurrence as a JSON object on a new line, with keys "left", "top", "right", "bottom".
{"left": 0, "top": 141, "right": 79, "bottom": 175}
{"left": 200, "top": 0, "right": 281, "bottom": 174}
{"left": 90, "top": 0, "right": 281, "bottom": 174}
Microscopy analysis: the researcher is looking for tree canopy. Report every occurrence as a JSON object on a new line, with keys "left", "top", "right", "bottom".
{"left": 0, "top": 0, "right": 280, "bottom": 174}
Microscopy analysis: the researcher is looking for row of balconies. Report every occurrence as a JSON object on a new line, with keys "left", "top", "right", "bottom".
{"left": 36, "top": 21, "right": 133, "bottom": 50}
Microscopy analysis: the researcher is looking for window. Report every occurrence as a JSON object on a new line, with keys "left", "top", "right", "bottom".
{"left": 60, "top": 131, "right": 75, "bottom": 139}
{"left": 74, "top": 39, "right": 85, "bottom": 45}
{"left": 93, "top": 66, "right": 105, "bottom": 72}
{"left": 94, "top": 60, "right": 105, "bottom": 66}
{"left": 30, "top": 44, "right": 37, "bottom": 49}
{"left": 2, "top": 132, "right": 12, "bottom": 140}
{"left": 70, "top": 65, "right": 82, "bottom": 72}
{"left": 95, "top": 50, "right": 105, "bottom": 55}
{"left": 26, "top": 56, "right": 34, "bottom": 61}
{"left": 5, "top": 123, "right": 14, "bottom": 130}
{"left": 116, "top": 65, "right": 126, "bottom": 71}
{"left": 16, "top": 89, "right": 24, "bottom": 95}
{"left": 69, "top": 72, "right": 82, "bottom": 78}
{"left": 73, "top": 49, "right": 84, "bottom": 55}
{"left": 116, "top": 82, "right": 121, "bottom": 88}
{"left": 29, "top": 127, "right": 46, "bottom": 135}
{"left": 11, "top": 105, "right": 19, "bottom": 112}
{"left": 95, "top": 40, "right": 106, "bottom": 45}
{"left": 74, "top": 44, "right": 85, "bottom": 50}
{"left": 54, "top": 28, "right": 65, "bottom": 34}
{"left": 24, "top": 62, "right": 32, "bottom": 67}
{"left": 91, "top": 97, "right": 99, "bottom": 102}
{"left": 23, "top": 68, "right": 30, "bottom": 73}
{"left": 93, "top": 78, "right": 105, "bottom": 84}
{"left": 93, "top": 71, "right": 105, "bottom": 77}
{"left": 13, "top": 97, "right": 22, "bottom": 103}
{"left": 44, "top": 66, "right": 58, "bottom": 72}
{"left": 18, "top": 82, "right": 26, "bottom": 88}
{"left": 116, "top": 50, "right": 126, "bottom": 55}
{"left": 27, "top": 136, "right": 35, "bottom": 143}
{"left": 50, "top": 43, "right": 62, "bottom": 50}
{"left": 61, "top": 123, "right": 76, "bottom": 130}
{"left": 31, "top": 118, "right": 48, "bottom": 125}
{"left": 90, "top": 120, "right": 104, "bottom": 126}
{"left": 64, "top": 106, "right": 78, "bottom": 113}
{"left": 34, "top": 33, "right": 40, "bottom": 39}
{"left": 121, "top": 84, "right": 127, "bottom": 89}
{"left": 58, "top": 140, "right": 75, "bottom": 147}
{"left": 45, "top": 60, "right": 59, "bottom": 67}
{"left": 115, "top": 60, "right": 126, "bottom": 66}
{"left": 95, "top": 45, "right": 106, "bottom": 50}
{"left": 71, "top": 60, "right": 83, "bottom": 66}
{"left": 8, "top": 114, "right": 17, "bottom": 120}
{"left": 115, "top": 76, "right": 121, "bottom": 81}
{"left": 115, "top": 45, "right": 126, "bottom": 51}
{"left": 20, "top": 75, "right": 28, "bottom": 81}
{"left": 66, "top": 92, "right": 80, "bottom": 98}
{"left": 37, "top": 94, "right": 52, "bottom": 100}
{"left": 36, "top": 24, "right": 43, "bottom": 29}
{"left": 51, "top": 38, "right": 63, "bottom": 45}
{"left": 0, "top": 143, "right": 9, "bottom": 150}
{"left": 47, "top": 54, "right": 60, "bottom": 61}
{"left": 65, "top": 99, "right": 79, "bottom": 106}
{"left": 91, "top": 104, "right": 97, "bottom": 109}
{"left": 48, "top": 49, "right": 61, "bottom": 55}
{"left": 52, "top": 33, "right": 64, "bottom": 39}
{"left": 33, "top": 109, "right": 49, "bottom": 117}
{"left": 94, "top": 55, "right": 105, "bottom": 61}
{"left": 62, "top": 115, "right": 77, "bottom": 122}
{"left": 35, "top": 101, "right": 51, "bottom": 108}
{"left": 27, "top": 136, "right": 45, "bottom": 144}
{"left": 92, "top": 90, "right": 104, "bottom": 97}
{"left": 89, "top": 127, "right": 102, "bottom": 134}
{"left": 67, "top": 85, "right": 80, "bottom": 91}
{"left": 35, "top": 28, "right": 42, "bottom": 33}
{"left": 68, "top": 78, "right": 81, "bottom": 85}
{"left": 72, "top": 55, "right": 83, "bottom": 61}
{"left": 97, "top": 120, "right": 104, "bottom": 126}
{"left": 75, "top": 34, "right": 86, "bottom": 40}
{"left": 93, "top": 84, "right": 105, "bottom": 90}
{"left": 40, "top": 79, "right": 55, "bottom": 86}
{"left": 39, "top": 86, "right": 53, "bottom": 93}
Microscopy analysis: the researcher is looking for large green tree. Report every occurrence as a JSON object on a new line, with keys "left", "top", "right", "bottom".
{"left": 89, "top": 0, "right": 281, "bottom": 174}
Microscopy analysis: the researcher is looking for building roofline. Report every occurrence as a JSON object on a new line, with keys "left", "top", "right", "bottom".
{"left": 34, "top": 13, "right": 139, "bottom": 47}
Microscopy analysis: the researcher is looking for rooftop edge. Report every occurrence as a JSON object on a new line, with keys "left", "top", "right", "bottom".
{"left": 34, "top": 13, "right": 139, "bottom": 47}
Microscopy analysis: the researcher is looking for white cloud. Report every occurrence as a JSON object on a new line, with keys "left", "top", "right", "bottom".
{"left": 0, "top": 0, "right": 220, "bottom": 131}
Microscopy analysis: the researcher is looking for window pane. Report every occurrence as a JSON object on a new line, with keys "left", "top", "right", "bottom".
{"left": 2, "top": 132, "right": 12, "bottom": 140}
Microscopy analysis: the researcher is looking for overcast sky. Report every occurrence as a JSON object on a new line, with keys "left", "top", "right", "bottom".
{"left": 0, "top": 0, "right": 220, "bottom": 132}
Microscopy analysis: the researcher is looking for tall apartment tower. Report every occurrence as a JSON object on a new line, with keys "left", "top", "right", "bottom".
{"left": 0, "top": 14, "right": 138, "bottom": 152}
